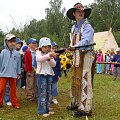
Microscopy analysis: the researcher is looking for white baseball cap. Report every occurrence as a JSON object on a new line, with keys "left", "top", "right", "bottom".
{"left": 5, "top": 34, "right": 16, "bottom": 40}
{"left": 39, "top": 37, "right": 51, "bottom": 48}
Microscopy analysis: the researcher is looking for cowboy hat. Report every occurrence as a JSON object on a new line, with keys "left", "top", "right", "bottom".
{"left": 66, "top": 3, "right": 91, "bottom": 21}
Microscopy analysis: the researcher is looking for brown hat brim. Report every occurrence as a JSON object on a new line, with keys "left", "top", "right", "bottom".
{"left": 66, "top": 8, "right": 91, "bottom": 20}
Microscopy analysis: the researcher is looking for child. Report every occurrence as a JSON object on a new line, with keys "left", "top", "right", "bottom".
{"left": 51, "top": 42, "right": 62, "bottom": 104}
{"left": 36, "top": 37, "right": 57, "bottom": 117}
{"left": 4, "top": 38, "right": 23, "bottom": 106}
{"left": 112, "top": 48, "right": 120, "bottom": 80}
{"left": 0, "top": 34, "right": 21, "bottom": 109}
{"left": 59, "top": 52, "right": 69, "bottom": 77}
{"left": 16, "top": 38, "right": 23, "bottom": 87}
{"left": 16, "top": 38, "right": 23, "bottom": 51}
{"left": 21, "top": 46, "right": 28, "bottom": 88}
{"left": 110, "top": 48, "right": 115, "bottom": 75}
{"left": 96, "top": 49, "right": 103, "bottom": 74}
{"left": 24, "top": 38, "right": 38, "bottom": 101}
{"left": 105, "top": 50, "right": 110, "bottom": 74}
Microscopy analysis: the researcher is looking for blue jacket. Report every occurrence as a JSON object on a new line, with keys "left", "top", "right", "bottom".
{"left": 112, "top": 54, "right": 120, "bottom": 67}
{"left": 52, "top": 57, "right": 62, "bottom": 83}
{"left": 0, "top": 38, "right": 21, "bottom": 78}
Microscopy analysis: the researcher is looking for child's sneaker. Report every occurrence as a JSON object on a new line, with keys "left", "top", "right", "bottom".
{"left": 52, "top": 99, "right": 59, "bottom": 104}
{"left": 43, "top": 113, "right": 50, "bottom": 117}
{"left": 49, "top": 111, "right": 55, "bottom": 115}
{"left": 22, "top": 86, "right": 25, "bottom": 89}
{"left": 6, "top": 102, "right": 12, "bottom": 106}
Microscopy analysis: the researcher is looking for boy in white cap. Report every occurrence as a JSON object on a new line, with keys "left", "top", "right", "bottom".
{"left": 66, "top": 3, "right": 94, "bottom": 117}
{"left": 36, "top": 37, "right": 57, "bottom": 117}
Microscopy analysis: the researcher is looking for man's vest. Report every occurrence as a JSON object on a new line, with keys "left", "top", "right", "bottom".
{"left": 70, "top": 19, "right": 89, "bottom": 100}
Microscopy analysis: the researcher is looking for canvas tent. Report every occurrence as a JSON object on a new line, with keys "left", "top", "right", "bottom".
{"left": 94, "top": 28, "right": 118, "bottom": 54}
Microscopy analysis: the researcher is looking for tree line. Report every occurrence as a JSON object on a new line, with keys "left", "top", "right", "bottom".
{"left": 0, "top": 0, "right": 120, "bottom": 50}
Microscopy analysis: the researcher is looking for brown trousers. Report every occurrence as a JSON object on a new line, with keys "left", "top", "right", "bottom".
{"left": 26, "top": 71, "right": 37, "bottom": 99}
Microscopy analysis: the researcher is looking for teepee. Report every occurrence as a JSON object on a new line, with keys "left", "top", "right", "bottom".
{"left": 94, "top": 28, "right": 118, "bottom": 53}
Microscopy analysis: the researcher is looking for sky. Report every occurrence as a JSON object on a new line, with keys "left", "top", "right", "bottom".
{"left": 0, "top": 0, "right": 94, "bottom": 32}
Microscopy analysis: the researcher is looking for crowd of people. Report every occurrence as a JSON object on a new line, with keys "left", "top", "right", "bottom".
{"left": 0, "top": 33, "right": 119, "bottom": 118}
{"left": 0, "top": 33, "right": 74, "bottom": 117}
{"left": 96, "top": 48, "right": 120, "bottom": 80}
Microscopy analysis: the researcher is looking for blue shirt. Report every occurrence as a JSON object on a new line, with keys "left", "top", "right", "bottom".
{"left": 73, "top": 19, "right": 94, "bottom": 49}
{"left": 74, "top": 19, "right": 85, "bottom": 34}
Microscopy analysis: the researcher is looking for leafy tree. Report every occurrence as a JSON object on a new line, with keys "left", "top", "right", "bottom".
{"left": 0, "top": 30, "right": 4, "bottom": 50}
{"left": 91, "top": 0, "right": 120, "bottom": 31}
{"left": 45, "top": 0, "right": 72, "bottom": 47}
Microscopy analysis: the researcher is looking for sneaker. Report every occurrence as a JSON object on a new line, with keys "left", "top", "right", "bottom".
{"left": 49, "top": 111, "right": 55, "bottom": 115}
{"left": 52, "top": 99, "right": 58, "bottom": 104}
{"left": 22, "top": 86, "right": 25, "bottom": 89}
{"left": 43, "top": 113, "right": 50, "bottom": 117}
{"left": 6, "top": 102, "right": 12, "bottom": 106}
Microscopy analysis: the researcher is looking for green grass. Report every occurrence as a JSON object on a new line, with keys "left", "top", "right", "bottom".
{"left": 0, "top": 71, "right": 120, "bottom": 120}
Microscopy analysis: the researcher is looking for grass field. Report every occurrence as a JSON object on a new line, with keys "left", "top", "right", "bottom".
{"left": 0, "top": 71, "right": 120, "bottom": 120}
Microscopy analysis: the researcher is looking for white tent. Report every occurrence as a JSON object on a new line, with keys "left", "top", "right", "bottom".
{"left": 94, "top": 28, "right": 118, "bottom": 54}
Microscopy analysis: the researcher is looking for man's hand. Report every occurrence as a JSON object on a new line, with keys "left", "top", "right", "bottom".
{"left": 49, "top": 51, "right": 58, "bottom": 58}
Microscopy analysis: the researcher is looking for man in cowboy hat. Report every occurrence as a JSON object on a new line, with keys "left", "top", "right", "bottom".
{"left": 66, "top": 3, "right": 94, "bottom": 117}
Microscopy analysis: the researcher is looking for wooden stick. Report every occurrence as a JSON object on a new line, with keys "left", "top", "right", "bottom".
{"left": 96, "top": 62, "right": 120, "bottom": 65}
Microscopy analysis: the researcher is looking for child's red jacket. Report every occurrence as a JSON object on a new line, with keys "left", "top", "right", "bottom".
{"left": 24, "top": 49, "right": 32, "bottom": 72}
